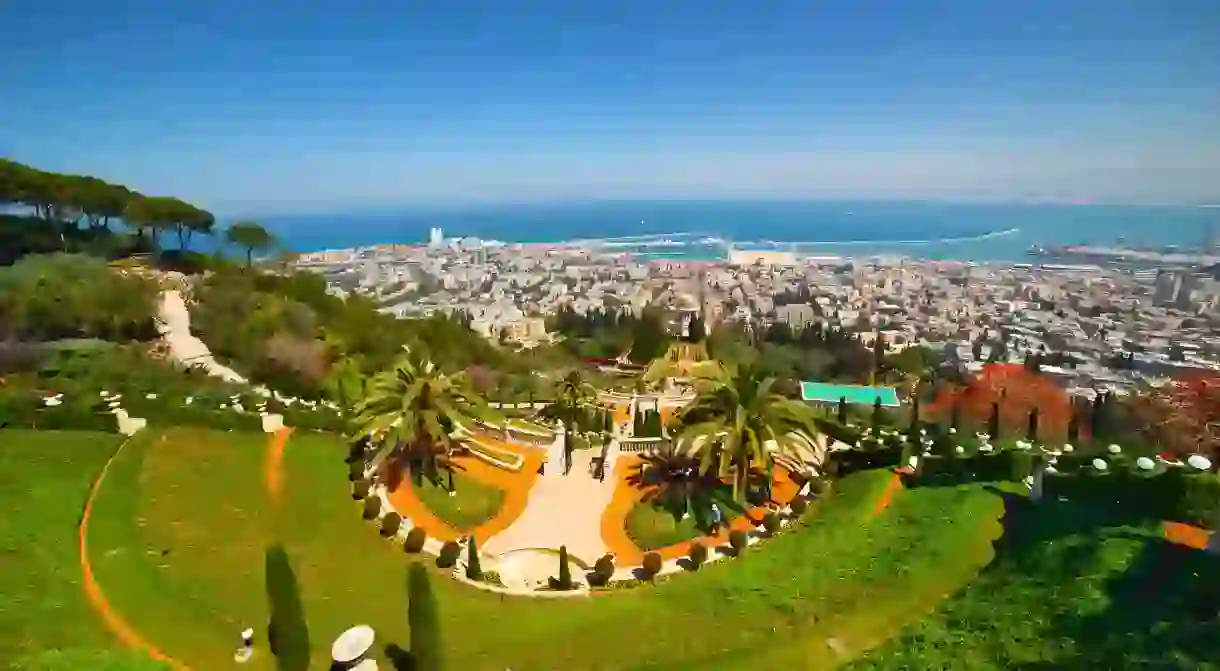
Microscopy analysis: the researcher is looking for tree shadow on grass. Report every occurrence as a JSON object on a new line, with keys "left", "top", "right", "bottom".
{"left": 383, "top": 643, "right": 413, "bottom": 671}
{"left": 265, "top": 544, "right": 310, "bottom": 671}
{"left": 984, "top": 485, "right": 1164, "bottom": 563}
{"left": 1012, "top": 536, "right": 1220, "bottom": 670}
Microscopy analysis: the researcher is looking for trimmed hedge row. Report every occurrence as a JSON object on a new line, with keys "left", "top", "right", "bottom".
{"left": 1043, "top": 469, "right": 1220, "bottom": 528}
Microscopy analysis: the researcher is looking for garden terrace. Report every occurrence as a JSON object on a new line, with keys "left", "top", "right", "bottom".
{"left": 76, "top": 426, "right": 1009, "bottom": 669}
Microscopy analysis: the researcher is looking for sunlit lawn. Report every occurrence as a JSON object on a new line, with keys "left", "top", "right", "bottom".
{"left": 408, "top": 469, "right": 506, "bottom": 532}
{"left": 0, "top": 429, "right": 167, "bottom": 669}
{"left": 84, "top": 427, "right": 1008, "bottom": 669}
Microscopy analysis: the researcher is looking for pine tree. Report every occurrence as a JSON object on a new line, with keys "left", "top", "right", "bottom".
{"left": 557, "top": 545, "right": 573, "bottom": 590}
{"left": 465, "top": 536, "right": 482, "bottom": 580}
{"left": 408, "top": 564, "right": 442, "bottom": 671}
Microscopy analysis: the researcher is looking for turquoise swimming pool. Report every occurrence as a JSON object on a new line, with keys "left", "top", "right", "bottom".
{"left": 800, "top": 381, "right": 901, "bottom": 407}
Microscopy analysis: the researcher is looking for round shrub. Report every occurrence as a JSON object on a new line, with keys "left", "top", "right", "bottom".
{"left": 361, "top": 496, "right": 381, "bottom": 520}
{"left": 352, "top": 479, "right": 371, "bottom": 500}
{"left": 641, "top": 551, "right": 663, "bottom": 578}
{"left": 728, "top": 529, "right": 749, "bottom": 553}
{"left": 687, "top": 542, "right": 708, "bottom": 568}
{"left": 592, "top": 555, "right": 615, "bottom": 585}
{"left": 380, "top": 511, "right": 402, "bottom": 537}
{"left": 762, "top": 511, "right": 782, "bottom": 534}
{"left": 404, "top": 527, "right": 428, "bottom": 553}
{"left": 436, "top": 541, "right": 461, "bottom": 569}
{"left": 788, "top": 495, "right": 808, "bottom": 516}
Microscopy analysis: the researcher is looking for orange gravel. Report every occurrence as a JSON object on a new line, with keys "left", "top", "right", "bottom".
{"left": 871, "top": 472, "right": 903, "bottom": 517}
{"left": 79, "top": 435, "right": 188, "bottom": 670}
{"left": 1164, "top": 521, "right": 1213, "bottom": 550}
{"left": 264, "top": 427, "right": 293, "bottom": 506}
{"left": 599, "top": 455, "right": 801, "bottom": 564}
{"left": 386, "top": 437, "right": 544, "bottom": 542}
{"left": 612, "top": 402, "right": 631, "bottom": 427}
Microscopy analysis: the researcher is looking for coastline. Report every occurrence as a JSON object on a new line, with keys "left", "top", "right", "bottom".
{"left": 230, "top": 201, "right": 1215, "bottom": 263}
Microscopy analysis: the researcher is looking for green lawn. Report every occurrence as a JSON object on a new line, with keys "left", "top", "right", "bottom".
{"left": 409, "top": 468, "right": 506, "bottom": 532}
{"left": 626, "top": 485, "right": 749, "bottom": 550}
{"left": 0, "top": 429, "right": 167, "bottom": 670}
{"left": 626, "top": 501, "right": 705, "bottom": 549}
{"left": 82, "top": 427, "right": 1008, "bottom": 669}
{"left": 849, "top": 491, "right": 1220, "bottom": 670}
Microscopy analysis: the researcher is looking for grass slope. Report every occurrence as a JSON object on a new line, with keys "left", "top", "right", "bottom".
{"left": 0, "top": 429, "right": 167, "bottom": 670}
{"left": 850, "top": 491, "right": 1220, "bottom": 670}
{"left": 84, "top": 428, "right": 1006, "bottom": 669}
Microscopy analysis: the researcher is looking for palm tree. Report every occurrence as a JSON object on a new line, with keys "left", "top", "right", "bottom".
{"left": 671, "top": 361, "right": 821, "bottom": 503}
{"left": 541, "top": 370, "right": 597, "bottom": 474}
{"left": 350, "top": 346, "right": 498, "bottom": 491}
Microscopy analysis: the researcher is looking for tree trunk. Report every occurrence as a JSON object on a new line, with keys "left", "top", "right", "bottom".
{"left": 246, "top": 247, "right": 253, "bottom": 267}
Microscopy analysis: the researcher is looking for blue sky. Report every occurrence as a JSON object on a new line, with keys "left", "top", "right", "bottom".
{"left": 3, "top": 0, "right": 1219, "bottom": 214}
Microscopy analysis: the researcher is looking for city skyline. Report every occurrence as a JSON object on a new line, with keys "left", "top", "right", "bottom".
{"left": 4, "top": 0, "right": 1220, "bottom": 214}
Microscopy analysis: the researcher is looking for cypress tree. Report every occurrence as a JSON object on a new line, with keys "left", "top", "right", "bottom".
{"left": 837, "top": 396, "right": 848, "bottom": 425}
{"left": 950, "top": 398, "right": 961, "bottom": 431}
{"left": 407, "top": 564, "right": 442, "bottom": 671}
{"left": 871, "top": 397, "right": 883, "bottom": 434}
{"left": 1068, "top": 410, "right": 1080, "bottom": 443}
{"left": 557, "top": 545, "right": 573, "bottom": 590}
{"left": 1028, "top": 407, "right": 1040, "bottom": 443}
{"left": 988, "top": 401, "right": 1000, "bottom": 439}
{"left": 465, "top": 536, "right": 482, "bottom": 581}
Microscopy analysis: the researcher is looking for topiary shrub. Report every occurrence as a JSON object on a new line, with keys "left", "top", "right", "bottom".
{"left": 591, "top": 554, "right": 615, "bottom": 586}
{"left": 762, "top": 511, "right": 782, "bottom": 534}
{"left": 789, "top": 495, "right": 808, "bottom": 516}
{"left": 380, "top": 511, "right": 401, "bottom": 537}
{"left": 466, "top": 536, "right": 483, "bottom": 581}
{"left": 555, "top": 545, "right": 573, "bottom": 590}
{"left": 641, "top": 551, "right": 663, "bottom": 578}
{"left": 407, "top": 563, "right": 442, "bottom": 671}
{"left": 361, "top": 496, "right": 381, "bottom": 520}
{"left": 403, "top": 527, "right": 427, "bottom": 553}
{"left": 688, "top": 542, "right": 708, "bottom": 569}
{"left": 728, "top": 529, "right": 749, "bottom": 554}
{"left": 436, "top": 541, "right": 461, "bottom": 569}
{"left": 352, "top": 479, "right": 370, "bottom": 500}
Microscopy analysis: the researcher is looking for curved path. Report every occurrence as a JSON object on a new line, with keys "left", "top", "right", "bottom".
{"left": 385, "top": 436, "right": 544, "bottom": 543}
{"left": 599, "top": 456, "right": 802, "bottom": 564}
{"left": 79, "top": 434, "right": 189, "bottom": 670}
{"left": 156, "top": 289, "right": 247, "bottom": 384}
{"left": 264, "top": 427, "right": 294, "bottom": 507}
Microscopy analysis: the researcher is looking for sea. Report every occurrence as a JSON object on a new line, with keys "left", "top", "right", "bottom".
{"left": 252, "top": 200, "right": 1218, "bottom": 263}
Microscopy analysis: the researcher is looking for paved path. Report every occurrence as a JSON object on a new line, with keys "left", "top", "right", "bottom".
{"left": 156, "top": 290, "right": 247, "bottom": 384}
{"left": 484, "top": 437, "right": 619, "bottom": 564}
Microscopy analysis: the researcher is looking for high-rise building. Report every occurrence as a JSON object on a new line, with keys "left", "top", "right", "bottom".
{"left": 1152, "top": 269, "right": 1198, "bottom": 310}
{"left": 428, "top": 227, "right": 444, "bottom": 248}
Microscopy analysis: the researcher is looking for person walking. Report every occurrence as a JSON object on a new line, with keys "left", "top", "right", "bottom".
{"left": 710, "top": 502, "right": 723, "bottom": 536}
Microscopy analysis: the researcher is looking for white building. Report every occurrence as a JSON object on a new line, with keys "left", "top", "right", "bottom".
{"left": 428, "top": 227, "right": 444, "bottom": 248}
